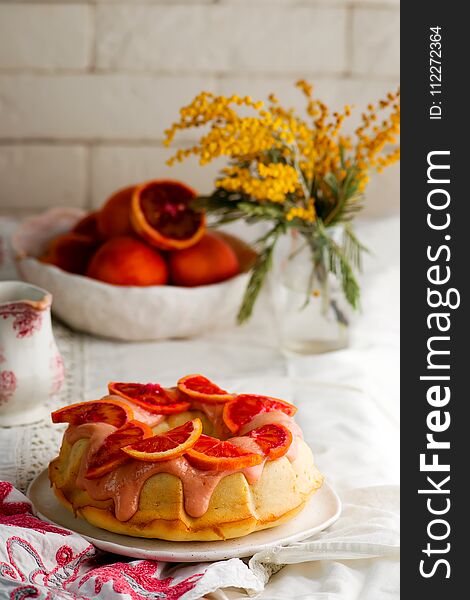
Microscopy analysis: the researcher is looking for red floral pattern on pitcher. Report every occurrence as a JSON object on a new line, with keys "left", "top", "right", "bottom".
{"left": 0, "top": 370, "right": 16, "bottom": 405}
{"left": 0, "top": 303, "right": 43, "bottom": 338}
{"left": 50, "top": 354, "right": 65, "bottom": 395}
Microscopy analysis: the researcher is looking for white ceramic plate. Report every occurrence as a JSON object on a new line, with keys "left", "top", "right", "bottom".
{"left": 28, "top": 469, "right": 341, "bottom": 562}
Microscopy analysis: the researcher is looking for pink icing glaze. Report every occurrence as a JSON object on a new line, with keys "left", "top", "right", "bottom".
{"left": 63, "top": 405, "right": 303, "bottom": 521}
{"left": 190, "top": 401, "right": 224, "bottom": 422}
{"left": 230, "top": 435, "right": 264, "bottom": 454}
{"left": 65, "top": 422, "right": 117, "bottom": 447}
{"left": 80, "top": 456, "right": 238, "bottom": 520}
{"left": 230, "top": 437, "right": 267, "bottom": 484}
{"left": 65, "top": 422, "right": 118, "bottom": 491}
{"left": 104, "top": 394, "right": 165, "bottom": 428}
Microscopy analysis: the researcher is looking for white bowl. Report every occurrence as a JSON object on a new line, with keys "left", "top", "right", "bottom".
{"left": 11, "top": 208, "right": 256, "bottom": 341}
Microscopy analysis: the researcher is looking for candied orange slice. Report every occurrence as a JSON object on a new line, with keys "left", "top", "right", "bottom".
{"left": 130, "top": 180, "right": 205, "bottom": 250}
{"left": 51, "top": 399, "right": 133, "bottom": 428}
{"left": 108, "top": 382, "right": 190, "bottom": 414}
{"left": 185, "top": 434, "right": 263, "bottom": 471}
{"left": 85, "top": 420, "right": 153, "bottom": 479}
{"left": 177, "top": 374, "right": 234, "bottom": 404}
{"left": 247, "top": 423, "right": 292, "bottom": 460}
{"left": 223, "top": 394, "right": 297, "bottom": 434}
{"left": 122, "top": 418, "right": 202, "bottom": 462}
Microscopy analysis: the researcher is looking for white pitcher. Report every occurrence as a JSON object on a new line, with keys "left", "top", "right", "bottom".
{"left": 0, "top": 281, "right": 64, "bottom": 426}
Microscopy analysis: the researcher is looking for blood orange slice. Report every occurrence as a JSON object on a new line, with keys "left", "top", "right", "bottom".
{"left": 108, "top": 382, "right": 190, "bottom": 414}
{"left": 122, "top": 418, "right": 202, "bottom": 462}
{"left": 177, "top": 374, "right": 233, "bottom": 404}
{"left": 85, "top": 420, "right": 153, "bottom": 479}
{"left": 130, "top": 180, "right": 205, "bottom": 250}
{"left": 51, "top": 399, "right": 133, "bottom": 428}
{"left": 223, "top": 394, "right": 297, "bottom": 434}
{"left": 247, "top": 423, "right": 292, "bottom": 460}
{"left": 185, "top": 434, "right": 263, "bottom": 471}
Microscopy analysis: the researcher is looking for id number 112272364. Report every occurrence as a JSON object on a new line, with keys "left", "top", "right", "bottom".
{"left": 429, "top": 26, "right": 442, "bottom": 120}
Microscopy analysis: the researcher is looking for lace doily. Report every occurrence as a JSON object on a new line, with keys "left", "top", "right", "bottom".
{"left": 14, "top": 321, "right": 84, "bottom": 492}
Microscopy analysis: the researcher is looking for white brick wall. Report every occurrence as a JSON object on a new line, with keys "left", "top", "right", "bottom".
{"left": 0, "top": 145, "right": 87, "bottom": 208}
{"left": 0, "top": 1, "right": 400, "bottom": 215}
{"left": 95, "top": 5, "right": 347, "bottom": 75}
{"left": 0, "top": 75, "right": 217, "bottom": 139}
{"left": 352, "top": 8, "right": 400, "bottom": 77}
{"left": 0, "top": 5, "right": 92, "bottom": 70}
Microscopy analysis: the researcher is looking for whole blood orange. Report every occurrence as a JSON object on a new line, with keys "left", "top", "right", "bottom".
{"left": 51, "top": 399, "right": 134, "bottom": 428}
{"left": 85, "top": 420, "right": 153, "bottom": 479}
{"left": 123, "top": 418, "right": 203, "bottom": 461}
{"left": 223, "top": 394, "right": 297, "bottom": 434}
{"left": 97, "top": 186, "right": 135, "bottom": 239}
{"left": 185, "top": 434, "right": 263, "bottom": 471}
{"left": 72, "top": 211, "right": 102, "bottom": 241}
{"left": 247, "top": 423, "right": 292, "bottom": 460}
{"left": 40, "top": 233, "right": 99, "bottom": 275}
{"left": 86, "top": 236, "right": 168, "bottom": 286}
{"left": 130, "top": 180, "right": 205, "bottom": 250}
{"left": 169, "top": 232, "right": 240, "bottom": 287}
{"left": 108, "top": 382, "right": 190, "bottom": 414}
{"left": 177, "top": 374, "right": 234, "bottom": 404}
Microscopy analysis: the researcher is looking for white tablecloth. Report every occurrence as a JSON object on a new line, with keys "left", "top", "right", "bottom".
{"left": 0, "top": 215, "right": 399, "bottom": 599}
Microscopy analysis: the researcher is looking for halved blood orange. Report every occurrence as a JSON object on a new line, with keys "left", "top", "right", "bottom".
{"left": 108, "top": 382, "right": 190, "bottom": 414}
{"left": 122, "top": 418, "right": 202, "bottom": 462}
{"left": 223, "top": 394, "right": 297, "bottom": 434}
{"left": 51, "top": 399, "right": 133, "bottom": 428}
{"left": 177, "top": 374, "right": 234, "bottom": 404}
{"left": 85, "top": 420, "right": 153, "bottom": 479}
{"left": 185, "top": 434, "right": 263, "bottom": 472}
{"left": 247, "top": 423, "right": 293, "bottom": 460}
{"left": 130, "top": 179, "right": 205, "bottom": 250}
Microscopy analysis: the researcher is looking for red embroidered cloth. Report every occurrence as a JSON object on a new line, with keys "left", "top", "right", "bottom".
{"left": 0, "top": 481, "right": 262, "bottom": 599}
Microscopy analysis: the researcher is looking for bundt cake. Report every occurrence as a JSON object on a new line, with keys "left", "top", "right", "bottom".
{"left": 48, "top": 374, "right": 324, "bottom": 541}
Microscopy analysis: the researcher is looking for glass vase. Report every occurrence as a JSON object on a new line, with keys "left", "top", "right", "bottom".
{"left": 277, "top": 230, "right": 351, "bottom": 354}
